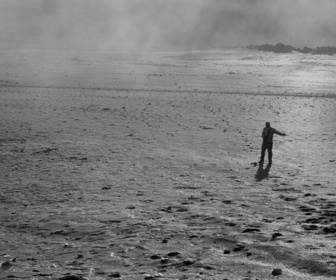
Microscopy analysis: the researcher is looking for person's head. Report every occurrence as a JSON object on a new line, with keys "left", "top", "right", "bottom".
{"left": 265, "top": 122, "right": 270, "bottom": 128}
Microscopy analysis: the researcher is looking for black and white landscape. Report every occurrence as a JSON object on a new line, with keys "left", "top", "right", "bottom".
{"left": 1, "top": 1, "right": 336, "bottom": 280}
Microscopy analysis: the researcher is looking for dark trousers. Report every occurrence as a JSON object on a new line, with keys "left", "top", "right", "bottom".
{"left": 261, "top": 142, "right": 273, "bottom": 162}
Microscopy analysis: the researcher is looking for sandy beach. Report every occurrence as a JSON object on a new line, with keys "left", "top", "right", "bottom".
{"left": 1, "top": 49, "right": 336, "bottom": 280}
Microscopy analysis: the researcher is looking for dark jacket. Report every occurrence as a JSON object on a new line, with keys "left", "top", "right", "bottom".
{"left": 262, "top": 127, "right": 284, "bottom": 143}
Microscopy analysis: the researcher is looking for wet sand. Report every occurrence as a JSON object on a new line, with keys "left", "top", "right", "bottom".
{"left": 1, "top": 49, "right": 336, "bottom": 279}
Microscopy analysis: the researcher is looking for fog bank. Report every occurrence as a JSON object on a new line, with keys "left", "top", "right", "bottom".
{"left": 1, "top": 0, "right": 336, "bottom": 52}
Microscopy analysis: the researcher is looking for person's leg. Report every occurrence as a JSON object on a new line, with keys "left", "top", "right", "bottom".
{"left": 268, "top": 142, "right": 273, "bottom": 163}
{"left": 260, "top": 143, "right": 266, "bottom": 163}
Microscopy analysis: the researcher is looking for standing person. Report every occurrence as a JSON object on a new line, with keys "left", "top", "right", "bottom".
{"left": 259, "top": 122, "right": 286, "bottom": 164}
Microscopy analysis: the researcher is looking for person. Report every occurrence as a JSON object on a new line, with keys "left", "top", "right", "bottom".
{"left": 259, "top": 122, "right": 286, "bottom": 164}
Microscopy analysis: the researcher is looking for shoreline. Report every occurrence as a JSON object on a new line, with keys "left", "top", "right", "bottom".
{"left": 1, "top": 84, "right": 336, "bottom": 99}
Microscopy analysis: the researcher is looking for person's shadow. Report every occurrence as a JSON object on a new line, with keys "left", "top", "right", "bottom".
{"left": 255, "top": 163, "right": 272, "bottom": 181}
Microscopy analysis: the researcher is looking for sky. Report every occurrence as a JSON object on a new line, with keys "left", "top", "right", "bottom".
{"left": 0, "top": 0, "right": 336, "bottom": 52}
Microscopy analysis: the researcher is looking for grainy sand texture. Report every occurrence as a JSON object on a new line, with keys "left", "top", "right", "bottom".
{"left": 1, "top": 49, "right": 336, "bottom": 280}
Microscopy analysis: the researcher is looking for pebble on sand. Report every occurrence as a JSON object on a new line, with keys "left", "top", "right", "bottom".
{"left": 109, "top": 272, "right": 121, "bottom": 278}
{"left": 272, "top": 268, "right": 283, "bottom": 276}
{"left": 0, "top": 260, "right": 12, "bottom": 269}
{"left": 271, "top": 233, "right": 283, "bottom": 240}
{"left": 58, "top": 275, "right": 87, "bottom": 280}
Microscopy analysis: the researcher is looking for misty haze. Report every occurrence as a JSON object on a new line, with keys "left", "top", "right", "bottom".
{"left": 1, "top": 1, "right": 336, "bottom": 280}
{"left": 1, "top": 0, "right": 336, "bottom": 51}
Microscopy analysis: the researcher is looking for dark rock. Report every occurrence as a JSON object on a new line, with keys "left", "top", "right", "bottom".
{"left": 58, "top": 275, "right": 87, "bottom": 280}
{"left": 166, "top": 252, "right": 180, "bottom": 257}
{"left": 183, "top": 259, "right": 196, "bottom": 266}
{"left": 0, "top": 260, "right": 12, "bottom": 269}
{"left": 242, "top": 228, "right": 261, "bottom": 233}
{"left": 160, "top": 258, "right": 169, "bottom": 264}
{"left": 150, "top": 254, "right": 161, "bottom": 260}
{"left": 201, "top": 265, "right": 215, "bottom": 270}
{"left": 309, "top": 215, "right": 325, "bottom": 224}
{"left": 272, "top": 268, "right": 282, "bottom": 276}
{"left": 223, "top": 249, "right": 231, "bottom": 254}
{"left": 323, "top": 226, "right": 336, "bottom": 234}
{"left": 199, "top": 125, "right": 214, "bottom": 130}
{"left": 298, "top": 205, "right": 316, "bottom": 212}
{"left": 109, "top": 272, "right": 121, "bottom": 278}
{"left": 224, "top": 222, "right": 236, "bottom": 226}
{"left": 284, "top": 240, "right": 294, "bottom": 243}
{"left": 176, "top": 207, "right": 188, "bottom": 212}
{"left": 233, "top": 245, "right": 245, "bottom": 252}
{"left": 303, "top": 224, "right": 319, "bottom": 231}
{"left": 271, "top": 233, "right": 283, "bottom": 240}
{"left": 160, "top": 206, "right": 172, "bottom": 212}
{"left": 195, "top": 263, "right": 215, "bottom": 270}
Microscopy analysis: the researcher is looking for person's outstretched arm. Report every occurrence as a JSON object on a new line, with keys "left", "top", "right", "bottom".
{"left": 274, "top": 129, "right": 286, "bottom": 136}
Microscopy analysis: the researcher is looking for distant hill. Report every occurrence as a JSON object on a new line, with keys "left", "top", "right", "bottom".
{"left": 248, "top": 43, "right": 336, "bottom": 55}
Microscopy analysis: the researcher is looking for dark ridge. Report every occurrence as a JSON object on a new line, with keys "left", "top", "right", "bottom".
{"left": 248, "top": 43, "right": 336, "bottom": 55}
{"left": 313, "top": 46, "right": 336, "bottom": 55}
